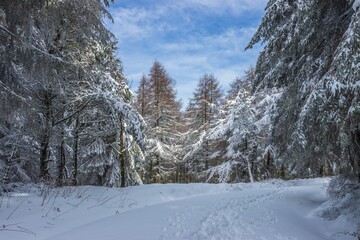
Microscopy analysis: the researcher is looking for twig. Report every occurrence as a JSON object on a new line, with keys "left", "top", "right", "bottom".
{"left": 52, "top": 195, "right": 89, "bottom": 220}
{"left": 2, "top": 222, "right": 23, "bottom": 227}
{"left": 97, "top": 189, "right": 108, "bottom": 203}
{"left": 17, "top": 226, "right": 36, "bottom": 236}
{"left": 0, "top": 194, "right": 3, "bottom": 208}
{"left": 42, "top": 190, "right": 53, "bottom": 208}
{"left": 41, "top": 184, "right": 53, "bottom": 207}
{"left": 0, "top": 25, "right": 67, "bottom": 63}
{"left": 45, "top": 191, "right": 59, "bottom": 217}
{"left": 0, "top": 224, "right": 36, "bottom": 236}
{"left": 66, "top": 202, "right": 78, "bottom": 207}
{"left": 87, "top": 195, "right": 117, "bottom": 209}
{"left": 339, "top": 183, "right": 358, "bottom": 192}
{"left": 0, "top": 25, "right": 18, "bottom": 39}
{"left": 7, "top": 196, "right": 29, "bottom": 220}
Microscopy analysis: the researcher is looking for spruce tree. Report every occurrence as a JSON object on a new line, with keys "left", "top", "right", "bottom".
{"left": 0, "top": 0, "right": 145, "bottom": 186}
{"left": 247, "top": 0, "right": 359, "bottom": 178}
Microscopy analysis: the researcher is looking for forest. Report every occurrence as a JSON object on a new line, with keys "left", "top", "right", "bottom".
{"left": 0, "top": 0, "right": 359, "bottom": 236}
{"left": 0, "top": 0, "right": 360, "bottom": 239}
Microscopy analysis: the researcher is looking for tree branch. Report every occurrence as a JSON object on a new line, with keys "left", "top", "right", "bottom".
{"left": 54, "top": 99, "right": 93, "bottom": 125}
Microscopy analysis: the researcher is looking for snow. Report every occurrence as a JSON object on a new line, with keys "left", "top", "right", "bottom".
{"left": 0, "top": 178, "right": 355, "bottom": 240}
{"left": 353, "top": 0, "right": 360, "bottom": 11}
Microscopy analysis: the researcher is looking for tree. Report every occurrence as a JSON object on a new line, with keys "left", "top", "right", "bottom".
{"left": 188, "top": 74, "right": 222, "bottom": 128}
{"left": 182, "top": 73, "right": 223, "bottom": 181}
{"left": 247, "top": 0, "right": 359, "bottom": 178}
{"left": 102, "top": 0, "right": 114, "bottom": 7}
{"left": 207, "top": 90, "right": 257, "bottom": 183}
{"left": 0, "top": 0, "right": 145, "bottom": 187}
{"left": 135, "top": 74, "right": 152, "bottom": 117}
{"left": 226, "top": 67, "right": 254, "bottom": 100}
{"left": 135, "top": 61, "right": 182, "bottom": 183}
{"left": 201, "top": 67, "right": 280, "bottom": 183}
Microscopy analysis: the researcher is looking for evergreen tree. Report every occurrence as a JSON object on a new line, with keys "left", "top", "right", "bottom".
{"left": 247, "top": 0, "right": 359, "bottom": 178}
{"left": 204, "top": 69, "right": 279, "bottom": 183}
{"left": 0, "top": 0, "right": 145, "bottom": 187}
{"left": 207, "top": 90, "right": 257, "bottom": 183}
{"left": 227, "top": 67, "right": 254, "bottom": 100}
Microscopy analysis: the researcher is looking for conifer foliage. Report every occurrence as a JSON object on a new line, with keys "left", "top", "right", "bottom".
{"left": 0, "top": 0, "right": 145, "bottom": 187}
{"left": 247, "top": 0, "right": 360, "bottom": 179}
{"left": 1, "top": 0, "right": 359, "bottom": 195}
{"left": 182, "top": 73, "right": 223, "bottom": 182}
{"left": 134, "top": 61, "right": 182, "bottom": 183}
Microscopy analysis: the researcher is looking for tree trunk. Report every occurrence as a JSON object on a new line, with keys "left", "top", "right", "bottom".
{"left": 119, "top": 116, "right": 126, "bottom": 188}
{"left": 57, "top": 131, "right": 66, "bottom": 187}
{"left": 280, "top": 164, "right": 286, "bottom": 180}
{"left": 266, "top": 150, "right": 272, "bottom": 179}
{"left": 205, "top": 138, "right": 209, "bottom": 170}
{"left": 39, "top": 92, "right": 52, "bottom": 181}
{"left": 39, "top": 130, "right": 50, "bottom": 180}
{"left": 247, "top": 159, "right": 254, "bottom": 183}
{"left": 72, "top": 117, "right": 79, "bottom": 186}
{"left": 352, "top": 127, "right": 360, "bottom": 183}
{"left": 149, "top": 159, "right": 153, "bottom": 183}
{"left": 3, "top": 147, "right": 16, "bottom": 184}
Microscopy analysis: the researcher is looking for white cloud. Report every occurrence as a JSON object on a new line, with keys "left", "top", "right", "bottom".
{"left": 160, "top": 42, "right": 203, "bottom": 52}
{"left": 118, "top": 26, "right": 262, "bottom": 107}
{"left": 176, "top": 0, "right": 268, "bottom": 15}
{"left": 107, "top": 0, "right": 267, "bottom": 109}
{"left": 202, "top": 27, "right": 258, "bottom": 61}
{"left": 108, "top": 8, "right": 151, "bottom": 41}
{"left": 108, "top": 0, "right": 266, "bottom": 42}
{"left": 108, "top": 6, "right": 178, "bottom": 43}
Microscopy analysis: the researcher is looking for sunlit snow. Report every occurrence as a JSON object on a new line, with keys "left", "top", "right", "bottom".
{"left": 353, "top": 0, "right": 360, "bottom": 11}
{"left": 0, "top": 178, "right": 355, "bottom": 240}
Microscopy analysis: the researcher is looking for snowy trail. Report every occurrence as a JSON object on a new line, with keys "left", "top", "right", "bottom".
{"left": 0, "top": 179, "right": 354, "bottom": 240}
{"left": 159, "top": 189, "right": 282, "bottom": 240}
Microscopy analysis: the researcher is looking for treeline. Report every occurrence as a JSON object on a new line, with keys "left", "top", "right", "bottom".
{"left": 134, "top": 62, "right": 281, "bottom": 183}
{"left": 135, "top": 0, "right": 360, "bottom": 184}
{"left": 0, "top": 0, "right": 359, "bottom": 188}
{"left": 0, "top": 0, "right": 145, "bottom": 187}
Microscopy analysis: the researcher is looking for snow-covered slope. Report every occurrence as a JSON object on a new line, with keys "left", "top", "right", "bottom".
{"left": 0, "top": 179, "right": 355, "bottom": 240}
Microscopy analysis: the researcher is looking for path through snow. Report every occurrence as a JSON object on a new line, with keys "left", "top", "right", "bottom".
{"left": 0, "top": 178, "right": 355, "bottom": 240}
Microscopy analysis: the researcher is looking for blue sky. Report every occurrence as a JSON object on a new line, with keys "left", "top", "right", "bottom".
{"left": 107, "top": 0, "right": 268, "bottom": 107}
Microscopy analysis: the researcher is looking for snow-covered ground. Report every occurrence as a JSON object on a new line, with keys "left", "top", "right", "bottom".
{"left": 0, "top": 178, "right": 356, "bottom": 240}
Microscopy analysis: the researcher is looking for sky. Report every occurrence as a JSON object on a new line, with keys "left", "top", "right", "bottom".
{"left": 106, "top": 0, "right": 268, "bottom": 108}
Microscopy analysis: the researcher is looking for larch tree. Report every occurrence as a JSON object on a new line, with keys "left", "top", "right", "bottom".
{"left": 182, "top": 73, "right": 223, "bottom": 182}
{"left": 135, "top": 61, "right": 182, "bottom": 183}
{"left": 135, "top": 74, "right": 152, "bottom": 118}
